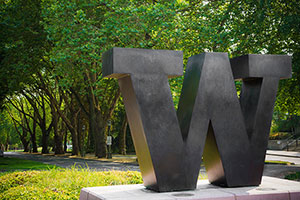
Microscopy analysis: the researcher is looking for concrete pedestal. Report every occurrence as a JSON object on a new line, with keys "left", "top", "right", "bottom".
{"left": 80, "top": 176, "right": 300, "bottom": 200}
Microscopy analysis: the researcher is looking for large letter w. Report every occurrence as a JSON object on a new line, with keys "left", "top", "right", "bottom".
{"left": 102, "top": 48, "right": 291, "bottom": 192}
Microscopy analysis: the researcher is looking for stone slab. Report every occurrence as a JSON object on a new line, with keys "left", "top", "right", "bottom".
{"left": 80, "top": 176, "right": 300, "bottom": 200}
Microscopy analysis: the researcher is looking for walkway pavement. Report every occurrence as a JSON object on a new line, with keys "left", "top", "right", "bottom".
{"left": 267, "top": 150, "right": 300, "bottom": 158}
{"left": 3, "top": 152, "right": 140, "bottom": 171}
{"left": 266, "top": 150, "right": 300, "bottom": 165}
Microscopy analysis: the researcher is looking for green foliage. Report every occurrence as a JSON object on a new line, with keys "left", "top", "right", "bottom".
{"left": 1, "top": 0, "right": 299, "bottom": 155}
{"left": 0, "top": 171, "right": 39, "bottom": 193}
{"left": 1, "top": 185, "right": 68, "bottom": 200}
{"left": 0, "top": 169, "right": 143, "bottom": 200}
{"left": 0, "top": 111, "right": 13, "bottom": 146}
{"left": 41, "top": 0, "right": 185, "bottom": 99}
{"left": 285, "top": 172, "right": 300, "bottom": 181}
{"left": 0, "top": 167, "right": 207, "bottom": 199}
{"left": 272, "top": 116, "right": 300, "bottom": 133}
{"left": 0, "top": 0, "right": 48, "bottom": 102}
{"left": 269, "top": 132, "right": 290, "bottom": 140}
{"left": 0, "top": 108, "right": 25, "bottom": 148}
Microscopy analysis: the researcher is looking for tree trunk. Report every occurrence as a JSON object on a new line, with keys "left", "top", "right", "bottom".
{"left": 54, "top": 134, "right": 64, "bottom": 154}
{"left": 5, "top": 144, "right": 8, "bottom": 151}
{"left": 5, "top": 133, "right": 9, "bottom": 151}
{"left": 87, "top": 90, "right": 96, "bottom": 153}
{"left": 119, "top": 116, "right": 127, "bottom": 155}
{"left": 31, "top": 112, "right": 38, "bottom": 153}
{"left": 70, "top": 109, "right": 79, "bottom": 156}
{"left": 95, "top": 109, "right": 106, "bottom": 158}
{"left": 41, "top": 127, "right": 49, "bottom": 154}
{"left": 53, "top": 126, "right": 64, "bottom": 155}
{"left": 31, "top": 132, "right": 38, "bottom": 153}
{"left": 87, "top": 117, "right": 94, "bottom": 153}
{"left": 87, "top": 98, "right": 107, "bottom": 158}
{"left": 84, "top": 72, "right": 120, "bottom": 158}
{"left": 52, "top": 107, "right": 64, "bottom": 155}
{"left": 60, "top": 115, "right": 68, "bottom": 153}
{"left": 22, "top": 139, "right": 29, "bottom": 152}
{"left": 40, "top": 96, "right": 52, "bottom": 154}
{"left": 70, "top": 128, "right": 79, "bottom": 155}
{"left": 86, "top": 74, "right": 106, "bottom": 157}
{"left": 64, "top": 129, "right": 68, "bottom": 152}
{"left": 41, "top": 121, "right": 54, "bottom": 154}
{"left": 77, "top": 111, "right": 82, "bottom": 155}
{"left": 19, "top": 124, "right": 29, "bottom": 152}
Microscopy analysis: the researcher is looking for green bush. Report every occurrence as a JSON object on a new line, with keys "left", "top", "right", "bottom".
{"left": 0, "top": 171, "right": 39, "bottom": 193}
{"left": 269, "top": 132, "right": 290, "bottom": 140}
{"left": 0, "top": 168, "right": 143, "bottom": 200}
{"left": 285, "top": 172, "right": 300, "bottom": 181}
{"left": 0, "top": 185, "right": 69, "bottom": 200}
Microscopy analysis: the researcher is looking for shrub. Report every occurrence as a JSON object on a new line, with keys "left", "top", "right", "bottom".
{"left": 285, "top": 172, "right": 300, "bottom": 181}
{"left": 0, "top": 171, "right": 39, "bottom": 193}
{"left": 269, "top": 132, "right": 290, "bottom": 140}
{"left": 0, "top": 168, "right": 143, "bottom": 200}
{"left": 0, "top": 185, "right": 70, "bottom": 200}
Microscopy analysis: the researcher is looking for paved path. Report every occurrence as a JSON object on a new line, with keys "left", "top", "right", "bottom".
{"left": 4, "top": 152, "right": 140, "bottom": 171}
{"left": 266, "top": 150, "right": 300, "bottom": 165}
{"left": 267, "top": 150, "right": 300, "bottom": 158}
{"left": 3, "top": 152, "right": 300, "bottom": 179}
{"left": 265, "top": 154, "right": 300, "bottom": 165}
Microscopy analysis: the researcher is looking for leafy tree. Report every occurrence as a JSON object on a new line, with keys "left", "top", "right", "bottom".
{"left": 0, "top": 0, "right": 48, "bottom": 105}
{"left": 1, "top": 0, "right": 299, "bottom": 156}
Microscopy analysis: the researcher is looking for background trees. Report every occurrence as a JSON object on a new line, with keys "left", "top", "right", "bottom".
{"left": 1, "top": 0, "right": 299, "bottom": 156}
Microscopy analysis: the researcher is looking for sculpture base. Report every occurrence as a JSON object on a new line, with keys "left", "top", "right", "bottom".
{"left": 80, "top": 176, "right": 300, "bottom": 200}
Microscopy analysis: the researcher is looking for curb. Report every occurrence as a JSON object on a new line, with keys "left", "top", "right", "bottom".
{"left": 266, "top": 153, "right": 300, "bottom": 159}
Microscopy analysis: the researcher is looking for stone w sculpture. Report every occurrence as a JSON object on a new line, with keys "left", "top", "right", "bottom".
{"left": 102, "top": 47, "right": 292, "bottom": 192}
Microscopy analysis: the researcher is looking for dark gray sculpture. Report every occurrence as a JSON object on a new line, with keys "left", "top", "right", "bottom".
{"left": 102, "top": 47, "right": 291, "bottom": 192}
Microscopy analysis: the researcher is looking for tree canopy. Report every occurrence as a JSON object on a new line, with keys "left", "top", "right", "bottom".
{"left": 0, "top": 0, "right": 299, "bottom": 156}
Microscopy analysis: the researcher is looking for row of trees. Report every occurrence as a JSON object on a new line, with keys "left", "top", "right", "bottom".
{"left": 0, "top": 0, "right": 299, "bottom": 157}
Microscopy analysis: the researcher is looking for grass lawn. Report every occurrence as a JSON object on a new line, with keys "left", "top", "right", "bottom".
{"left": 6, "top": 149, "right": 24, "bottom": 152}
{"left": 0, "top": 157, "right": 58, "bottom": 171}
{"left": 264, "top": 160, "right": 295, "bottom": 165}
{"left": 7, "top": 147, "right": 46, "bottom": 153}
